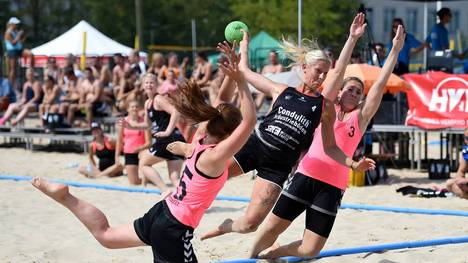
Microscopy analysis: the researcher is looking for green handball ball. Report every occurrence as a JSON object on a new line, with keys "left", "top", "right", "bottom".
{"left": 224, "top": 21, "right": 249, "bottom": 43}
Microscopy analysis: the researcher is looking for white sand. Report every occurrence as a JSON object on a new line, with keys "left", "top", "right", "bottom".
{"left": 1, "top": 148, "right": 467, "bottom": 262}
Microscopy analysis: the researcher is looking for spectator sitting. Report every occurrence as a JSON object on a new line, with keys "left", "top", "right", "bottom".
{"left": 0, "top": 68, "right": 42, "bottom": 126}
{"left": 160, "top": 52, "right": 187, "bottom": 82}
{"left": 65, "top": 53, "right": 83, "bottom": 78}
{"left": 191, "top": 51, "right": 212, "bottom": 89}
{"left": 256, "top": 50, "right": 284, "bottom": 110}
{"left": 128, "top": 49, "right": 147, "bottom": 76}
{"left": 147, "top": 52, "right": 165, "bottom": 80}
{"left": 67, "top": 67, "right": 103, "bottom": 127}
{"left": 56, "top": 67, "right": 80, "bottom": 127}
{"left": 159, "top": 69, "right": 178, "bottom": 95}
{"left": 112, "top": 53, "right": 128, "bottom": 90}
{"left": 0, "top": 67, "right": 16, "bottom": 112}
{"left": 44, "top": 56, "right": 60, "bottom": 80}
{"left": 79, "top": 122, "right": 123, "bottom": 178}
{"left": 39, "top": 76, "right": 60, "bottom": 127}
{"left": 116, "top": 68, "right": 139, "bottom": 113}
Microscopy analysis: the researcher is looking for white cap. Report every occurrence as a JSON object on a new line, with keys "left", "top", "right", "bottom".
{"left": 8, "top": 17, "right": 21, "bottom": 25}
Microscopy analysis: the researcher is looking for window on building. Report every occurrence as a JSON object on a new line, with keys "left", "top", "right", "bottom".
{"left": 448, "top": 10, "right": 459, "bottom": 32}
{"left": 384, "top": 8, "right": 396, "bottom": 40}
{"left": 406, "top": 9, "right": 418, "bottom": 34}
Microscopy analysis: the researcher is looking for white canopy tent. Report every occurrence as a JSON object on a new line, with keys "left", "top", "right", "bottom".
{"left": 28, "top": 20, "right": 145, "bottom": 67}
{"left": 32, "top": 20, "right": 134, "bottom": 56}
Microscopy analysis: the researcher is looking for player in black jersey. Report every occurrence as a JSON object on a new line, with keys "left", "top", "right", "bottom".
{"left": 119, "top": 73, "right": 185, "bottom": 198}
{"left": 198, "top": 14, "right": 369, "bottom": 240}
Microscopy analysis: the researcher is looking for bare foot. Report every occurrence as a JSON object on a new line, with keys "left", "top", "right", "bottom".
{"left": 161, "top": 189, "right": 173, "bottom": 200}
{"left": 167, "top": 141, "right": 194, "bottom": 158}
{"left": 258, "top": 242, "right": 281, "bottom": 259}
{"left": 31, "top": 177, "right": 69, "bottom": 203}
{"left": 200, "top": 218, "right": 233, "bottom": 240}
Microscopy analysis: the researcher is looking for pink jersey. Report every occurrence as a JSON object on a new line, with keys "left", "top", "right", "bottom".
{"left": 122, "top": 116, "right": 146, "bottom": 154}
{"left": 297, "top": 108, "right": 362, "bottom": 190}
{"left": 166, "top": 138, "right": 229, "bottom": 228}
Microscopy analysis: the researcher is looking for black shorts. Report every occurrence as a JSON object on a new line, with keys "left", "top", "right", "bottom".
{"left": 149, "top": 131, "right": 185, "bottom": 161}
{"left": 98, "top": 159, "right": 114, "bottom": 171}
{"left": 272, "top": 172, "right": 344, "bottom": 238}
{"left": 124, "top": 153, "right": 139, "bottom": 165}
{"left": 134, "top": 201, "right": 197, "bottom": 263}
{"left": 233, "top": 133, "right": 296, "bottom": 188}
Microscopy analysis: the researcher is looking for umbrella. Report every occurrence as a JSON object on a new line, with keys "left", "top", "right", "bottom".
{"left": 322, "top": 63, "right": 411, "bottom": 94}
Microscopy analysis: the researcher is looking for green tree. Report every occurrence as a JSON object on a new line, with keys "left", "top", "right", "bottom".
{"left": 229, "top": 0, "right": 361, "bottom": 50}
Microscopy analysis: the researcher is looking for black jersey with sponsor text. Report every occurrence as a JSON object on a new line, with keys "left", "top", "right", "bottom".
{"left": 257, "top": 87, "right": 323, "bottom": 160}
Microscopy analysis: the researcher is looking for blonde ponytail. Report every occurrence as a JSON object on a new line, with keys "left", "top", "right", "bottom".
{"left": 280, "top": 37, "right": 330, "bottom": 68}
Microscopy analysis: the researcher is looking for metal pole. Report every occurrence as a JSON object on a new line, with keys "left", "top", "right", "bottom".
{"left": 135, "top": 0, "right": 143, "bottom": 50}
{"left": 417, "top": 132, "right": 422, "bottom": 171}
{"left": 423, "top": 2, "right": 428, "bottom": 71}
{"left": 191, "top": 19, "right": 197, "bottom": 64}
{"left": 298, "top": 0, "right": 302, "bottom": 46}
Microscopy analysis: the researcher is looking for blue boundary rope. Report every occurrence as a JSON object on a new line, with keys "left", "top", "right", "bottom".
{"left": 217, "top": 235, "right": 468, "bottom": 262}
{"left": 1, "top": 174, "right": 467, "bottom": 217}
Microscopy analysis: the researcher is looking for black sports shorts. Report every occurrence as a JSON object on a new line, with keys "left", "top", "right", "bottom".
{"left": 134, "top": 201, "right": 197, "bottom": 263}
{"left": 272, "top": 172, "right": 344, "bottom": 238}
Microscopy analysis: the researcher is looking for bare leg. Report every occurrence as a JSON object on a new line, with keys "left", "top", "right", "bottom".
{"left": 259, "top": 228, "right": 327, "bottom": 259}
{"left": 97, "top": 163, "right": 124, "bottom": 178}
{"left": 12, "top": 104, "right": 36, "bottom": 125}
{"left": 0, "top": 102, "right": 20, "bottom": 123}
{"left": 125, "top": 164, "right": 142, "bottom": 185}
{"left": 167, "top": 159, "right": 183, "bottom": 187}
{"left": 447, "top": 178, "right": 468, "bottom": 199}
{"left": 31, "top": 177, "right": 145, "bottom": 248}
{"left": 78, "top": 163, "right": 101, "bottom": 178}
{"left": 201, "top": 177, "right": 281, "bottom": 240}
{"left": 249, "top": 214, "right": 291, "bottom": 258}
{"left": 67, "top": 104, "right": 78, "bottom": 126}
{"left": 139, "top": 150, "right": 171, "bottom": 197}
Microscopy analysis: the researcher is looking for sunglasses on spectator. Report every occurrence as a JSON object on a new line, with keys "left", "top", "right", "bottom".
{"left": 464, "top": 136, "right": 468, "bottom": 140}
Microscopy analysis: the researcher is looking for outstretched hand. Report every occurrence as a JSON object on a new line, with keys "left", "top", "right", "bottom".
{"left": 349, "top": 12, "right": 367, "bottom": 39}
{"left": 353, "top": 157, "right": 376, "bottom": 172}
{"left": 392, "top": 25, "right": 406, "bottom": 52}
{"left": 217, "top": 42, "right": 243, "bottom": 81}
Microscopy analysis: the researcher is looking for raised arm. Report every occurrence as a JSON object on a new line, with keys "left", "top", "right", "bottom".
{"left": 321, "top": 99, "right": 375, "bottom": 172}
{"left": 238, "top": 31, "right": 287, "bottom": 100}
{"left": 203, "top": 49, "right": 256, "bottom": 167}
{"left": 214, "top": 41, "right": 241, "bottom": 106}
{"left": 359, "top": 25, "right": 405, "bottom": 131}
{"left": 322, "top": 13, "right": 366, "bottom": 101}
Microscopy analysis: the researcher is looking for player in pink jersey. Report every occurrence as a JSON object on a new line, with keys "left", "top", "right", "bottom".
{"left": 30, "top": 42, "right": 257, "bottom": 262}
{"left": 248, "top": 25, "right": 406, "bottom": 259}
{"left": 115, "top": 100, "right": 151, "bottom": 185}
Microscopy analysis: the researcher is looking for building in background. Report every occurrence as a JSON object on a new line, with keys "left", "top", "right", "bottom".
{"left": 361, "top": 0, "right": 467, "bottom": 65}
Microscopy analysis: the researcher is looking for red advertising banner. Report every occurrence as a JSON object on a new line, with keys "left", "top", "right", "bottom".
{"left": 403, "top": 71, "right": 468, "bottom": 129}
